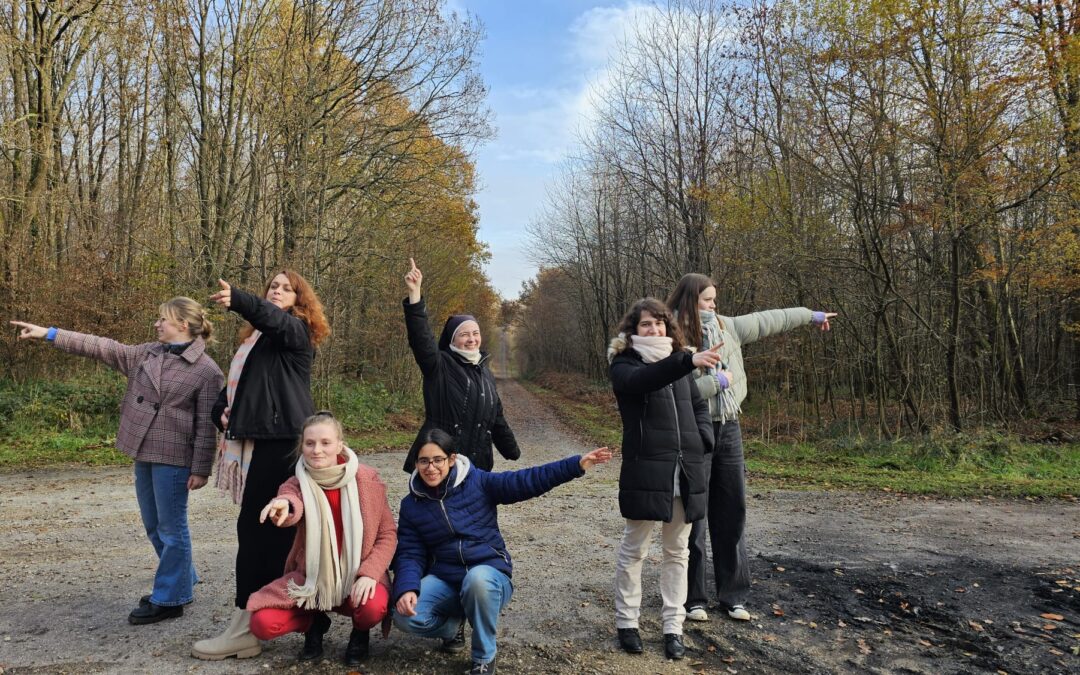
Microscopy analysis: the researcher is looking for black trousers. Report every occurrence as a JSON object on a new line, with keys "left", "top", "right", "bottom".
{"left": 685, "top": 419, "right": 751, "bottom": 610}
{"left": 234, "top": 437, "right": 297, "bottom": 609}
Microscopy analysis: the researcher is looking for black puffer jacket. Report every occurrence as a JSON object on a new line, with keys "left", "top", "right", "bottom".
{"left": 211, "top": 287, "right": 315, "bottom": 440}
{"left": 402, "top": 298, "right": 520, "bottom": 473}
{"left": 608, "top": 335, "right": 713, "bottom": 522}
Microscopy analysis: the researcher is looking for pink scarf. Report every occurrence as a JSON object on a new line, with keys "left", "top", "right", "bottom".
{"left": 213, "top": 331, "right": 261, "bottom": 504}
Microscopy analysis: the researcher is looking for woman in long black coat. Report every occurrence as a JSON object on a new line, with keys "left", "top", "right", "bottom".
{"left": 192, "top": 270, "right": 330, "bottom": 661}
{"left": 607, "top": 297, "right": 720, "bottom": 661}
{"left": 401, "top": 258, "right": 520, "bottom": 473}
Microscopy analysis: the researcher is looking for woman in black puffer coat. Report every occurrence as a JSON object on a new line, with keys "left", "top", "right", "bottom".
{"left": 607, "top": 297, "right": 719, "bottom": 661}
{"left": 400, "top": 259, "right": 520, "bottom": 473}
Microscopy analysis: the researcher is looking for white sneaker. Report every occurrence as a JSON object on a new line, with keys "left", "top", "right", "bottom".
{"left": 727, "top": 605, "right": 750, "bottom": 621}
{"left": 686, "top": 606, "right": 709, "bottom": 621}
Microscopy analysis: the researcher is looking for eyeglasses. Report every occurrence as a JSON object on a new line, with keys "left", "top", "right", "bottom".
{"left": 416, "top": 456, "right": 449, "bottom": 469}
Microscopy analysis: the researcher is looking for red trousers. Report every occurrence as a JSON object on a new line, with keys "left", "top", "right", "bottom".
{"left": 250, "top": 583, "right": 389, "bottom": 640}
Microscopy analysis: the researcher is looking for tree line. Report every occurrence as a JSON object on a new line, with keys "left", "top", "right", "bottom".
{"left": 519, "top": 0, "right": 1080, "bottom": 433}
{"left": 1, "top": 0, "right": 496, "bottom": 397}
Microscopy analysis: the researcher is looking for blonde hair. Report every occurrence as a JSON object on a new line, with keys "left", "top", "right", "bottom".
{"left": 159, "top": 297, "right": 214, "bottom": 343}
{"left": 293, "top": 411, "right": 345, "bottom": 460}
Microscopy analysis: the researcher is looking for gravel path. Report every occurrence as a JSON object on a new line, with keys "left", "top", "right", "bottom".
{"left": 1, "top": 379, "right": 1077, "bottom": 674}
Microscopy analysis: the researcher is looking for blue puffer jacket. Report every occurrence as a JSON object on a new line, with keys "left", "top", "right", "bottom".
{"left": 392, "top": 455, "right": 584, "bottom": 601}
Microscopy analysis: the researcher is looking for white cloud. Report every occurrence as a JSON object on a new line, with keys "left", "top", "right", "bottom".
{"left": 567, "top": 3, "right": 653, "bottom": 68}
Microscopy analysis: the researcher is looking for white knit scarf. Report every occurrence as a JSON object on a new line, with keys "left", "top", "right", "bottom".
{"left": 449, "top": 344, "right": 481, "bottom": 365}
{"left": 286, "top": 446, "right": 363, "bottom": 610}
{"left": 631, "top": 334, "right": 673, "bottom": 364}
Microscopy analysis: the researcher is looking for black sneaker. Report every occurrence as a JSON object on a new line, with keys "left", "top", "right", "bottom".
{"left": 298, "top": 612, "right": 331, "bottom": 661}
{"left": 470, "top": 657, "right": 496, "bottom": 674}
{"left": 441, "top": 622, "right": 466, "bottom": 653}
{"left": 127, "top": 602, "right": 183, "bottom": 625}
{"left": 663, "top": 633, "right": 685, "bottom": 660}
{"left": 617, "top": 627, "right": 644, "bottom": 654}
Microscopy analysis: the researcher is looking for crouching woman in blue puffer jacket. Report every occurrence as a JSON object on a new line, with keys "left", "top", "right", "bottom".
{"left": 392, "top": 428, "right": 611, "bottom": 675}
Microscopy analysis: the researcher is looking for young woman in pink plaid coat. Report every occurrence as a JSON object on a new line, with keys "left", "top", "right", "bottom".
{"left": 11, "top": 298, "right": 224, "bottom": 626}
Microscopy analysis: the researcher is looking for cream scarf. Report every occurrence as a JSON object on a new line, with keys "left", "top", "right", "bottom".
{"left": 449, "top": 344, "right": 481, "bottom": 365}
{"left": 631, "top": 334, "right": 673, "bottom": 363}
{"left": 286, "top": 446, "right": 363, "bottom": 610}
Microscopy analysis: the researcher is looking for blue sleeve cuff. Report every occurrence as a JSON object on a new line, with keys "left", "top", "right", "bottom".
{"left": 46, "top": 327, "right": 58, "bottom": 341}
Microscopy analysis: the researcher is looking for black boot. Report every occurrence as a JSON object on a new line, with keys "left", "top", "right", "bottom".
{"left": 343, "top": 628, "right": 369, "bottom": 666}
{"left": 298, "top": 612, "right": 331, "bottom": 661}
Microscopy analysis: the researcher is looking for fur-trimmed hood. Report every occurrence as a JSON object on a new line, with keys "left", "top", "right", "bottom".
{"left": 606, "top": 333, "right": 630, "bottom": 364}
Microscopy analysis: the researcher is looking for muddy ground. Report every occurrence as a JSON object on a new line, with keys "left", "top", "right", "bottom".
{"left": 1, "top": 379, "right": 1077, "bottom": 674}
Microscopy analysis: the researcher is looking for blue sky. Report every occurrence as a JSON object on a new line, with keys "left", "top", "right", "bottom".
{"left": 445, "top": 1, "right": 647, "bottom": 298}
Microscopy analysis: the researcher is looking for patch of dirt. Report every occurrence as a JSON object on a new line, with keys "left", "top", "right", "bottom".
{"left": 0, "top": 379, "right": 1077, "bottom": 674}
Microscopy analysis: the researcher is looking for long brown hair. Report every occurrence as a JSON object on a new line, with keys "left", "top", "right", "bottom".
{"left": 239, "top": 269, "right": 330, "bottom": 346}
{"left": 666, "top": 273, "right": 715, "bottom": 350}
{"left": 616, "top": 297, "right": 686, "bottom": 352}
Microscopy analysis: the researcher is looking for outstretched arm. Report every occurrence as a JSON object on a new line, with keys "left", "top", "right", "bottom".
{"left": 12, "top": 321, "right": 146, "bottom": 376}
{"left": 210, "top": 279, "right": 310, "bottom": 350}
{"left": 480, "top": 454, "right": 600, "bottom": 505}
{"left": 610, "top": 346, "right": 721, "bottom": 395}
{"left": 727, "top": 308, "right": 836, "bottom": 345}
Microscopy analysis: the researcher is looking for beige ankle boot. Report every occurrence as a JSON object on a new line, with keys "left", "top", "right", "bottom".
{"left": 191, "top": 607, "right": 261, "bottom": 660}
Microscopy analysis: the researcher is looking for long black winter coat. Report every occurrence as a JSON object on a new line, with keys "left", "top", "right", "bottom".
{"left": 211, "top": 287, "right": 315, "bottom": 440}
{"left": 608, "top": 337, "right": 713, "bottom": 522}
{"left": 402, "top": 298, "right": 520, "bottom": 472}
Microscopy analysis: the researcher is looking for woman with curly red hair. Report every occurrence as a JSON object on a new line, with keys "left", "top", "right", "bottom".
{"left": 193, "top": 269, "right": 331, "bottom": 661}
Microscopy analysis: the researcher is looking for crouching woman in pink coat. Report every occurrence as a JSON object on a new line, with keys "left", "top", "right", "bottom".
{"left": 246, "top": 412, "right": 397, "bottom": 666}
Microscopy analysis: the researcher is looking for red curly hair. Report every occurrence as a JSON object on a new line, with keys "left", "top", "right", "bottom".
{"left": 239, "top": 269, "right": 330, "bottom": 346}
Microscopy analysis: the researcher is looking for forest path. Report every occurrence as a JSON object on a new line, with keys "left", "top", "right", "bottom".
{"left": 0, "top": 379, "right": 1077, "bottom": 674}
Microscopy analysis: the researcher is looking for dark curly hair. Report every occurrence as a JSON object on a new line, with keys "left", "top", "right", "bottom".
{"left": 615, "top": 297, "right": 686, "bottom": 352}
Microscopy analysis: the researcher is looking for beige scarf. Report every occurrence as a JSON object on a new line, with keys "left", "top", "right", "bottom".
{"left": 287, "top": 446, "right": 363, "bottom": 610}
{"left": 631, "top": 334, "right": 673, "bottom": 363}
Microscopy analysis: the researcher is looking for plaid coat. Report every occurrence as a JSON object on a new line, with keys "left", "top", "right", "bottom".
{"left": 53, "top": 331, "right": 224, "bottom": 476}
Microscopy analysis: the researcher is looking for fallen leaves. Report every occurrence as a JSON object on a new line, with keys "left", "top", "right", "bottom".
{"left": 857, "top": 638, "right": 871, "bottom": 655}
{"left": 968, "top": 620, "right": 984, "bottom": 633}
{"left": 1039, "top": 612, "right": 1064, "bottom": 621}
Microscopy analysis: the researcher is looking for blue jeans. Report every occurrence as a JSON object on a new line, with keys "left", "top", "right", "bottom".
{"left": 393, "top": 565, "right": 513, "bottom": 664}
{"left": 133, "top": 461, "right": 196, "bottom": 606}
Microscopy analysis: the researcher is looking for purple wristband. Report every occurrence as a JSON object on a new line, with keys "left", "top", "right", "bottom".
{"left": 811, "top": 311, "right": 826, "bottom": 325}
{"left": 716, "top": 371, "right": 730, "bottom": 390}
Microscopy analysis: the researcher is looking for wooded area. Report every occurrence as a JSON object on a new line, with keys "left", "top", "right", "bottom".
{"left": 519, "top": 0, "right": 1080, "bottom": 433}
{"left": 0, "top": 0, "right": 497, "bottom": 397}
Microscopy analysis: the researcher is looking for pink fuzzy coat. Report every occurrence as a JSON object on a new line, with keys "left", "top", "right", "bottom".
{"left": 247, "top": 463, "right": 397, "bottom": 613}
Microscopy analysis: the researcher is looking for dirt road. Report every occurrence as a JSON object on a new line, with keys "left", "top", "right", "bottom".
{"left": 1, "top": 380, "right": 1077, "bottom": 674}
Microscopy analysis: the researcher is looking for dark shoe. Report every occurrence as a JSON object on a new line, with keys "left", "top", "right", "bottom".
{"left": 128, "top": 602, "right": 183, "bottom": 625}
{"left": 663, "top": 633, "right": 685, "bottom": 660}
{"left": 441, "top": 622, "right": 466, "bottom": 653}
{"left": 139, "top": 595, "right": 151, "bottom": 607}
{"left": 343, "top": 628, "right": 369, "bottom": 666}
{"left": 298, "top": 612, "right": 331, "bottom": 662}
{"left": 470, "top": 657, "right": 496, "bottom": 674}
{"left": 617, "top": 627, "right": 643, "bottom": 654}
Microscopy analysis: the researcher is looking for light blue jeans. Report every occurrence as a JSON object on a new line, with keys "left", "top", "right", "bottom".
{"left": 393, "top": 565, "right": 513, "bottom": 664}
{"left": 133, "top": 461, "right": 197, "bottom": 606}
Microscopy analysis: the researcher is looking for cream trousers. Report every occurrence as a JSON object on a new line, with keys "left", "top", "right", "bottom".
{"left": 613, "top": 497, "right": 691, "bottom": 635}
